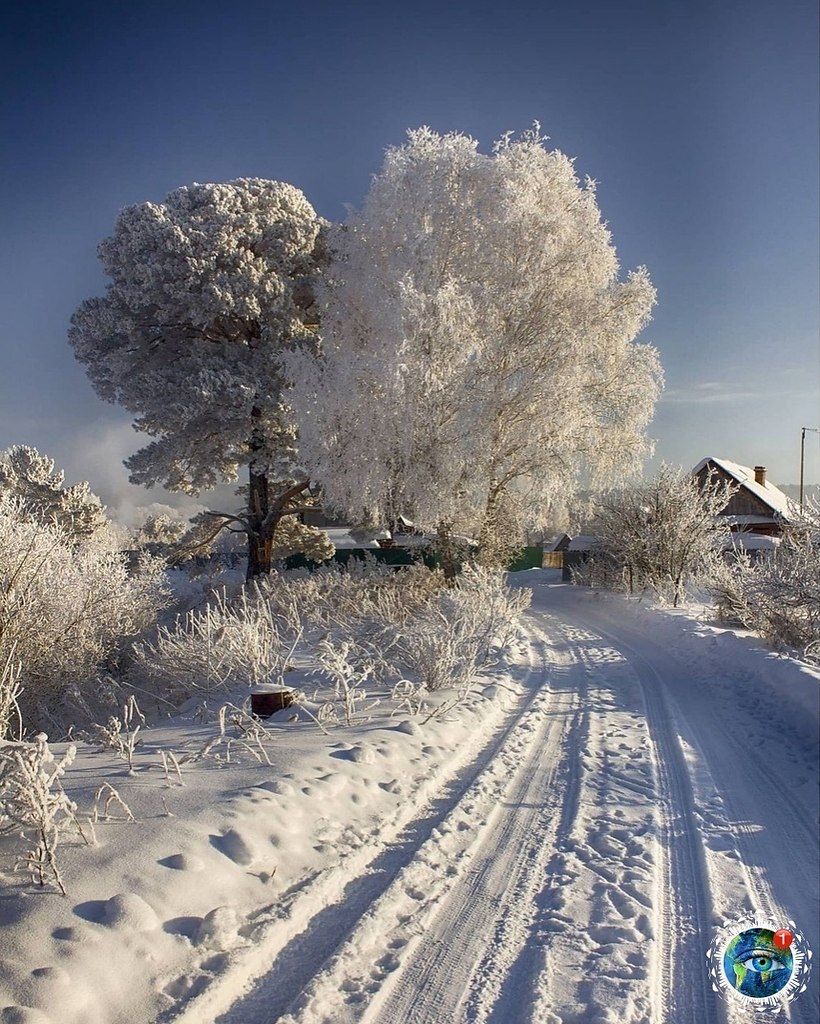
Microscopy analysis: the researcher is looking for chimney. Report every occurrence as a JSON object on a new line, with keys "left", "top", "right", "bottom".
{"left": 754, "top": 465, "right": 767, "bottom": 487}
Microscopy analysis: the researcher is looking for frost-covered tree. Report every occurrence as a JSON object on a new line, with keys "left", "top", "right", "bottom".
{"left": 287, "top": 127, "right": 663, "bottom": 563}
{"left": 133, "top": 509, "right": 190, "bottom": 558}
{"left": 69, "top": 178, "right": 329, "bottom": 579}
{"left": 0, "top": 445, "right": 108, "bottom": 540}
{"left": 585, "top": 465, "right": 734, "bottom": 606}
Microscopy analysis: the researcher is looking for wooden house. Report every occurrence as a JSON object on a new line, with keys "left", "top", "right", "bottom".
{"left": 692, "top": 457, "right": 796, "bottom": 537}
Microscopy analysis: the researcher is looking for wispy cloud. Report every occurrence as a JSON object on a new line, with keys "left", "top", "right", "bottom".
{"left": 662, "top": 380, "right": 814, "bottom": 405}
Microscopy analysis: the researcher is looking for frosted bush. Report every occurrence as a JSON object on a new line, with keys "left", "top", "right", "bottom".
{"left": 81, "top": 696, "right": 146, "bottom": 774}
{"left": 582, "top": 466, "right": 734, "bottom": 606}
{"left": 392, "top": 566, "right": 531, "bottom": 692}
{"left": 132, "top": 560, "right": 523, "bottom": 719}
{"left": 0, "top": 650, "right": 23, "bottom": 741}
{"left": 133, "top": 586, "right": 304, "bottom": 704}
{"left": 0, "top": 496, "right": 170, "bottom": 735}
{"left": 312, "top": 637, "right": 377, "bottom": 725}
{"left": 0, "top": 444, "right": 108, "bottom": 541}
{"left": 712, "top": 503, "right": 820, "bottom": 660}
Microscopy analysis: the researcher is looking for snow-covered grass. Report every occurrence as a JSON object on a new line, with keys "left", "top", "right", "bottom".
{"left": 0, "top": 633, "right": 527, "bottom": 1022}
{"left": 0, "top": 561, "right": 531, "bottom": 1022}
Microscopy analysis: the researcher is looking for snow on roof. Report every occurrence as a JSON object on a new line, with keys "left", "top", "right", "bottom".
{"left": 691, "top": 457, "right": 796, "bottom": 521}
{"left": 324, "top": 527, "right": 385, "bottom": 549}
{"left": 724, "top": 514, "right": 780, "bottom": 526}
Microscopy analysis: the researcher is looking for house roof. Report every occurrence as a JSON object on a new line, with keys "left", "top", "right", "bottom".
{"left": 568, "top": 535, "right": 601, "bottom": 551}
{"left": 691, "top": 457, "right": 796, "bottom": 521}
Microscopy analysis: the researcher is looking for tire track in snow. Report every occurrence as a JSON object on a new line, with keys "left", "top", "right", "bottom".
{"left": 203, "top": 628, "right": 561, "bottom": 1024}
{"left": 586, "top": 618, "right": 818, "bottom": 1024}
{"left": 570, "top": 619, "right": 725, "bottom": 1024}
{"left": 359, "top": 618, "right": 583, "bottom": 1024}
{"left": 524, "top": 619, "right": 664, "bottom": 1024}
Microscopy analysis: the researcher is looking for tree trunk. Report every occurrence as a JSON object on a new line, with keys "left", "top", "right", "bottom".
{"left": 436, "top": 522, "right": 459, "bottom": 583}
{"left": 477, "top": 486, "right": 500, "bottom": 558}
{"left": 247, "top": 465, "right": 275, "bottom": 581}
{"left": 247, "top": 406, "right": 275, "bottom": 581}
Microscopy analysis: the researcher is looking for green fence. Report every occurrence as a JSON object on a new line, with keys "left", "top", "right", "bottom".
{"left": 506, "top": 545, "right": 545, "bottom": 572}
{"left": 283, "top": 544, "right": 543, "bottom": 573}
{"left": 283, "top": 547, "right": 440, "bottom": 572}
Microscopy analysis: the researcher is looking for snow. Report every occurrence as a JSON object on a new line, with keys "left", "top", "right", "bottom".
{"left": 0, "top": 571, "right": 817, "bottom": 1023}
{"left": 727, "top": 532, "right": 780, "bottom": 551}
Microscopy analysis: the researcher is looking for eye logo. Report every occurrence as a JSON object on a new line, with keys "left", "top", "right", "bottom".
{"left": 723, "top": 928, "right": 793, "bottom": 998}
{"left": 707, "top": 915, "right": 813, "bottom": 1011}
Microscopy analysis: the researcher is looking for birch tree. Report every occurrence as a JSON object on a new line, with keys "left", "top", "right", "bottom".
{"left": 69, "top": 178, "right": 330, "bottom": 579}
{"left": 287, "top": 127, "right": 663, "bottom": 564}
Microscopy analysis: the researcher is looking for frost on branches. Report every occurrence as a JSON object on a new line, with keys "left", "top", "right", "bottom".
{"left": 287, "top": 126, "right": 663, "bottom": 563}
{"left": 0, "top": 445, "right": 108, "bottom": 541}
{"left": 713, "top": 501, "right": 820, "bottom": 660}
{"left": 581, "top": 465, "right": 734, "bottom": 607}
{"left": 0, "top": 734, "right": 81, "bottom": 895}
{"left": 0, "top": 495, "right": 170, "bottom": 735}
{"left": 69, "top": 179, "right": 329, "bottom": 578}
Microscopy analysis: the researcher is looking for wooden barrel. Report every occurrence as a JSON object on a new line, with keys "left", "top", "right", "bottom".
{"left": 251, "top": 691, "right": 295, "bottom": 718}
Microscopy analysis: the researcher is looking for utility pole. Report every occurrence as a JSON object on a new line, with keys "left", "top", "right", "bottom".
{"left": 799, "top": 426, "right": 820, "bottom": 508}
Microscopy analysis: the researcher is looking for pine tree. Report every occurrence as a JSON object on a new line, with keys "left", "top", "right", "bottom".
{"left": 70, "top": 178, "right": 329, "bottom": 578}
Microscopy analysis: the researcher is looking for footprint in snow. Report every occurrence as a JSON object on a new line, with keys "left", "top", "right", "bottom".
{"left": 158, "top": 853, "right": 204, "bottom": 872}
{"left": 162, "top": 916, "right": 202, "bottom": 939}
{"left": 209, "top": 828, "right": 257, "bottom": 866}
{"left": 194, "top": 906, "right": 240, "bottom": 951}
{"left": 103, "top": 893, "right": 159, "bottom": 931}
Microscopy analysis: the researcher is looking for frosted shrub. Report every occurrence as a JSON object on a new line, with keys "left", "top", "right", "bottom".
{"left": 584, "top": 466, "right": 734, "bottom": 606}
{"left": 313, "top": 637, "right": 377, "bottom": 725}
{"left": 712, "top": 504, "right": 820, "bottom": 660}
{"left": 179, "top": 702, "right": 274, "bottom": 766}
{"left": 133, "top": 559, "right": 452, "bottom": 715}
{"left": 134, "top": 586, "right": 304, "bottom": 704}
{"left": 393, "top": 567, "right": 530, "bottom": 693}
{"left": 0, "top": 650, "right": 23, "bottom": 741}
{"left": 253, "top": 558, "right": 440, "bottom": 661}
{"left": 0, "top": 734, "right": 84, "bottom": 895}
{"left": 0, "top": 496, "right": 170, "bottom": 734}
{"left": 0, "top": 444, "right": 108, "bottom": 541}
{"left": 82, "top": 696, "right": 146, "bottom": 774}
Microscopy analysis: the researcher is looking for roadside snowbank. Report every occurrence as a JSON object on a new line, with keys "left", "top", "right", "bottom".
{"left": 0, "top": 643, "right": 526, "bottom": 1024}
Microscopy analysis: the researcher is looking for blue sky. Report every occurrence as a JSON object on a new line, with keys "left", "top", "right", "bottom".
{"left": 1, "top": 0, "right": 818, "bottom": 517}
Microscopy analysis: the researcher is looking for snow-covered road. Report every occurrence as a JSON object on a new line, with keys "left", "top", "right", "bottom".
{"left": 199, "top": 576, "right": 819, "bottom": 1024}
